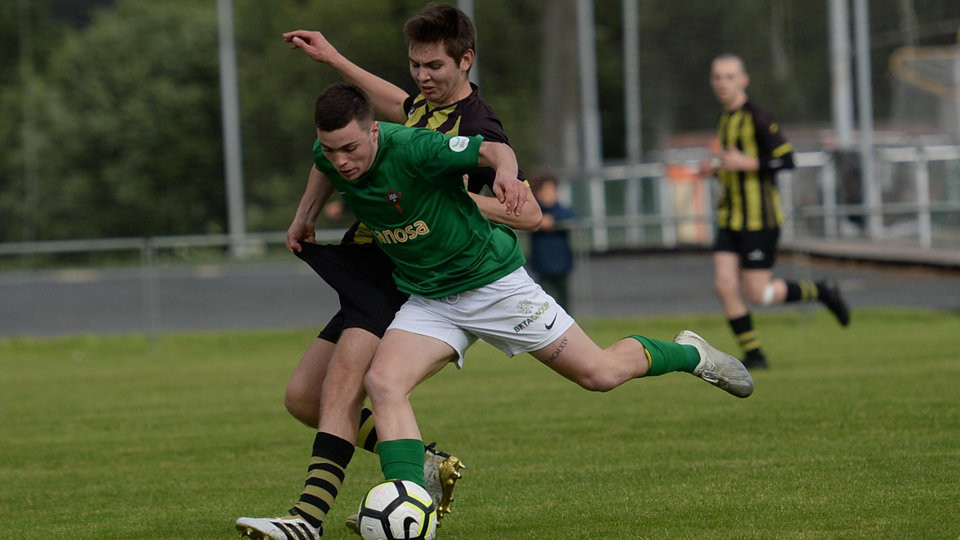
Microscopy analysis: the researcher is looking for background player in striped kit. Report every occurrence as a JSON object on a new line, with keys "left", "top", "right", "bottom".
{"left": 700, "top": 53, "right": 850, "bottom": 371}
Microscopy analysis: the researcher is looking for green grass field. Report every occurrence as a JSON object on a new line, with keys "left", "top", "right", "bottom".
{"left": 2, "top": 309, "right": 958, "bottom": 539}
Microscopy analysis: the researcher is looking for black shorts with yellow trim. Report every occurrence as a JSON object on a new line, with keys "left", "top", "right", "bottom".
{"left": 713, "top": 227, "right": 780, "bottom": 269}
{"left": 295, "top": 241, "right": 408, "bottom": 342}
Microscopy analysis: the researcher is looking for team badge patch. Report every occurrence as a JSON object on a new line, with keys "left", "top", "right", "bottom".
{"left": 448, "top": 136, "right": 470, "bottom": 152}
{"left": 385, "top": 189, "right": 403, "bottom": 213}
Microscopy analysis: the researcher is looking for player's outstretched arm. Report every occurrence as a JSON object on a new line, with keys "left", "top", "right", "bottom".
{"left": 286, "top": 165, "right": 335, "bottom": 253}
{"left": 477, "top": 141, "right": 525, "bottom": 217}
{"left": 470, "top": 184, "right": 542, "bottom": 231}
{"left": 283, "top": 29, "right": 409, "bottom": 123}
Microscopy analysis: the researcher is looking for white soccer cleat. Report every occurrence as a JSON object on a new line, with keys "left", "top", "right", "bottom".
{"left": 675, "top": 330, "right": 754, "bottom": 398}
{"left": 235, "top": 515, "right": 321, "bottom": 540}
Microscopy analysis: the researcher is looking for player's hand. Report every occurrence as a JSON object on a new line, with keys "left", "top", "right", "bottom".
{"left": 282, "top": 30, "right": 339, "bottom": 64}
{"left": 718, "top": 148, "right": 757, "bottom": 172}
{"left": 285, "top": 219, "right": 316, "bottom": 253}
{"left": 698, "top": 159, "right": 717, "bottom": 177}
{"left": 493, "top": 174, "right": 526, "bottom": 216}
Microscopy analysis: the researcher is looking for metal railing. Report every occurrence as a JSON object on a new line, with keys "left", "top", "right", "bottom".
{"left": 1, "top": 144, "right": 958, "bottom": 266}
{"left": 564, "top": 143, "right": 960, "bottom": 252}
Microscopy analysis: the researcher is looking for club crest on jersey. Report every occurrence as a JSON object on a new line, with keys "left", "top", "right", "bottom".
{"left": 448, "top": 136, "right": 470, "bottom": 152}
{"left": 385, "top": 189, "right": 403, "bottom": 213}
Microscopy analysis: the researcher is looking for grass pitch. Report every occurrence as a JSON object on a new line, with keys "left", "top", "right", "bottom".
{"left": 1, "top": 309, "right": 958, "bottom": 539}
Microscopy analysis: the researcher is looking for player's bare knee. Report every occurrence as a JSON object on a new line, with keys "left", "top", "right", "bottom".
{"left": 363, "top": 367, "right": 394, "bottom": 404}
{"left": 574, "top": 370, "right": 618, "bottom": 392}
{"left": 284, "top": 388, "right": 319, "bottom": 427}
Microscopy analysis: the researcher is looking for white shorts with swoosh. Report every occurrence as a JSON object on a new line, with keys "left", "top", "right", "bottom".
{"left": 387, "top": 267, "right": 575, "bottom": 367}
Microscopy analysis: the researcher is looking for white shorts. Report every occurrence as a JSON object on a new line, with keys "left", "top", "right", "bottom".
{"left": 387, "top": 266, "right": 576, "bottom": 367}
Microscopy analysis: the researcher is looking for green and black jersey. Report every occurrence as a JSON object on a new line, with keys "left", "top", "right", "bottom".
{"left": 341, "top": 83, "right": 515, "bottom": 244}
{"left": 715, "top": 101, "right": 794, "bottom": 231}
{"left": 313, "top": 123, "right": 525, "bottom": 298}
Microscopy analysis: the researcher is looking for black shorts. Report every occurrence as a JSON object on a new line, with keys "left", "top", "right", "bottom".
{"left": 713, "top": 228, "right": 780, "bottom": 269}
{"left": 295, "top": 242, "right": 408, "bottom": 343}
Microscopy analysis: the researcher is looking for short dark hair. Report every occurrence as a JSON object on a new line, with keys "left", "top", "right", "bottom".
{"left": 314, "top": 83, "right": 375, "bottom": 132}
{"left": 403, "top": 3, "right": 476, "bottom": 70}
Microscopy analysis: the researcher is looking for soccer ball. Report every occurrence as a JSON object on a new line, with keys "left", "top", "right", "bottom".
{"left": 357, "top": 479, "right": 438, "bottom": 540}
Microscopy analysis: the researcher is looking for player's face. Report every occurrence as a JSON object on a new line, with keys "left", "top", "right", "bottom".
{"left": 710, "top": 58, "right": 749, "bottom": 110}
{"left": 317, "top": 119, "right": 379, "bottom": 181}
{"left": 408, "top": 40, "right": 473, "bottom": 107}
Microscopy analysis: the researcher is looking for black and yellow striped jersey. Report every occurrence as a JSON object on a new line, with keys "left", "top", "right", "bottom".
{"left": 715, "top": 101, "right": 794, "bottom": 231}
{"left": 341, "top": 83, "right": 515, "bottom": 245}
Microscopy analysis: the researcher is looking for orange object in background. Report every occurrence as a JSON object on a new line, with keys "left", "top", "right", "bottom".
{"left": 666, "top": 163, "right": 709, "bottom": 244}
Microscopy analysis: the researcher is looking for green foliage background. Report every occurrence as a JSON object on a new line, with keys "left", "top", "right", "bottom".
{"left": 2, "top": 0, "right": 959, "bottom": 242}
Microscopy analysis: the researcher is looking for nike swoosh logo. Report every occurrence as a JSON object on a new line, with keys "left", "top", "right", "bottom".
{"left": 403, "top": 516, "right": 419, "bottom": 536}
{"left": 545, "top": 313, "right": 558, "bottom": 330}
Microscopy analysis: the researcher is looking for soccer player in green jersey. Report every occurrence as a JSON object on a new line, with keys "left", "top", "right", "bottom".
{"left": 699, "top": 54, "right": 849, "bottom": 371}
{"left": 237, "top": 5, "right": 539, "bottom": 539}
{"left": 309, "top": 82, "right": 753, "bottom": 503}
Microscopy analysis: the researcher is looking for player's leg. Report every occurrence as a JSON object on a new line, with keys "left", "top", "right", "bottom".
{"left": 749, "top": 229, "right": 849, "bottom": 325}
{"left": 529, "top": 323, "right": 645, "bottom": 390}
{"left": 284, "top": 321, "right": 380, "bottom": 450}
{"left": 714, "top": 249, "right": 768, "bottom": 369}
{"left": 714, "top": 250, "right": 749, "bottom": 318}
{"left": 238, "top": 329, "right": 379, "bottom": 539}
{"left": 277, "top": 328, "right": 382, "bottom": 534}
{"left": 315, "top": 328, "right": 379, "bottom": 442}
{"left": 284, "top": 337, "right": 336, "bottom": 428}
{"left": 742, "top": 269, "right": 850, "bottom": 326}
{"left": 364, "top": 328, "right": 458, "bottom": 483}
{"left": 529, "top": 322, "right": 752, "bottom": 398}
{"left": 465, "top": 267, "right": 751, "bottom": 397}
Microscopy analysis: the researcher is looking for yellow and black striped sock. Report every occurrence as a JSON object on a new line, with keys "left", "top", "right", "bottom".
{"left": 785, "top": 280, "right": 820, "bottom": 303}
{"left": 357, "top": 407, "right": 378, "bottom": 453}
{"left": 729, "top": 314, "right": 763, "bottom": 359}
{"left": 288, "top": 432, "right": 355, "bottom": 529}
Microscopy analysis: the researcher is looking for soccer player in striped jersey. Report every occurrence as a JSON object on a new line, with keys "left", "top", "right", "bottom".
{"left": 700, "top": 54, "right": 850, "bottom": 371}
{"left": 236, "top": 5, "right": 539, "bottom": 539}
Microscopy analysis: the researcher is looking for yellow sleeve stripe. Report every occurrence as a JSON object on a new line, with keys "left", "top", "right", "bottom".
{"left": 772, "top": 143, "right": 793, "bottom": 158}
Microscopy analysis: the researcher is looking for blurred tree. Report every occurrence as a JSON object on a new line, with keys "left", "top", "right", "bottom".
{"left": 30, "top": 0, "right": 223, "bottom": 240}
{"left": 0, "top": 1, "right": 61, "bottom": 242}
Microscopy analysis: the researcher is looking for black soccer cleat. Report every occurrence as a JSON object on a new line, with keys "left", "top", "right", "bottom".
{"left": 741, "top": 351, "right": 769, "bottom": 370}
{"left": 818, "top": 280, "right": 850, "bottom": 327}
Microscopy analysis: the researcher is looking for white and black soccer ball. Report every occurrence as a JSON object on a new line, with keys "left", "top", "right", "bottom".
{"left": 357, "top": 479, "right": 438, "bottom": 540}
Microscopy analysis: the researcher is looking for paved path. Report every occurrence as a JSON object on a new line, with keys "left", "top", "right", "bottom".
{"left": 1, "top": 251, "right": 957, "bottom": 339}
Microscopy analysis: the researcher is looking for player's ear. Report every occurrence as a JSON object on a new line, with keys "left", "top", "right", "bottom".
{"left": 459, "top": 49, "right": 475, "bottom": 73}
{"left": 370, "top": 120, "right": 379, "bottom": 140}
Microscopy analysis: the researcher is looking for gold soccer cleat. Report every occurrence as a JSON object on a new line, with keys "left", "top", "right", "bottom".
{"left": 424, "top": 442, "right": 465, "bottom": 521}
